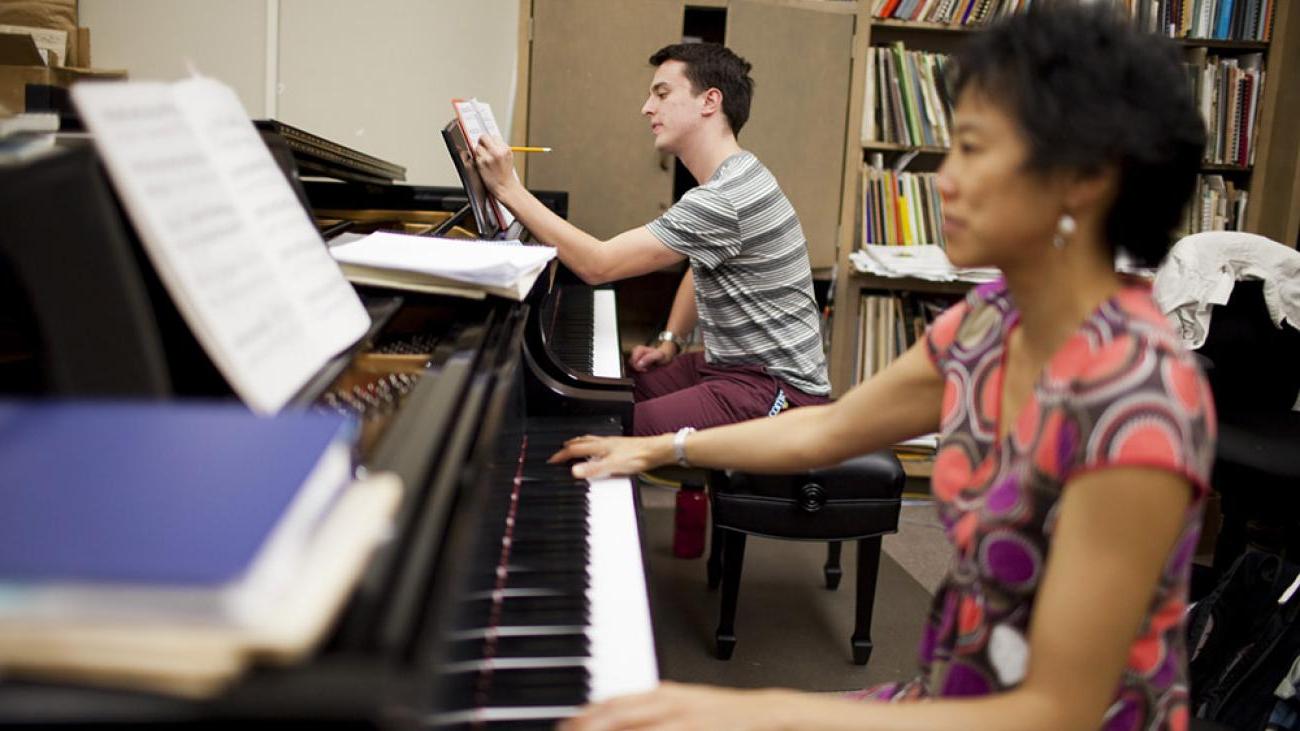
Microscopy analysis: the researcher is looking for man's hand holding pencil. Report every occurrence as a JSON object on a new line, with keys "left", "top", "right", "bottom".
{"left": 473, "top": 135, "right": 519, "bottom": 198}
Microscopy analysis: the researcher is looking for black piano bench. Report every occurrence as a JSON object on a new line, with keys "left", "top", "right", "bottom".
{"left": 706, "top": 451, "right": 905, "bottom": 665}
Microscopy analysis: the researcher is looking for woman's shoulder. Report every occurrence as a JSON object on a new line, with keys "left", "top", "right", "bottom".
{"left": 928, "top": 279, "right": 1012, "bottom": 362}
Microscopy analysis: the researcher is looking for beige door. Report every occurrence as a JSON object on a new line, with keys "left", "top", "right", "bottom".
{"left": 526, "top": 0, "right": 685, "bottom": 239}
{"left": 727, "top": 1, "right": 855, "bottom": 270}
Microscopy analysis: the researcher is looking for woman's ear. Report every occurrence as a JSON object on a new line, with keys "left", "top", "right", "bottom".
{"left": 1065, "top": 164, "right": 1120, "bottom": 218}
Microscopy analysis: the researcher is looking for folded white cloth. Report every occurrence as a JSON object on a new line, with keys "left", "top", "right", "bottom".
{"left": 1153, "top": 231, "right": 1300, "bottom": 350}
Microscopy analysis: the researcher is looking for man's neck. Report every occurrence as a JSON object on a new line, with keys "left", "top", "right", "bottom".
{"left": 676, "top": 129, "right": 743, "bottom": 185}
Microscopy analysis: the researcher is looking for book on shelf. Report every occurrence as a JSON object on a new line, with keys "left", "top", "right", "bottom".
{"left": 1184, "top": 50, "right": 1263, "bottom": 167}
{"left": 856, "top": 290, "right": 955, "bottom": 383}
{"left": 72, "top": 76, "right": 372, "bottom": 415}
{"left": 864, "top": 44, "right": 952, "bottom": 149}
{"left": 873, "top": 0, "right": 1273, "bottom": 41}
{"left": 873, "top": 0, "right": 1029, "bottom": 27}
{"left": 861, "top": 164, "right": 948, "bottom": 248}
{"left": 1179, "top": 173, "right": 1248, "bottom": 236}
{"left": 329, "top": 230, "right": 557, "bottom": 301}
{"left": 0, "top": 400, "right": 402, "bottom": 697}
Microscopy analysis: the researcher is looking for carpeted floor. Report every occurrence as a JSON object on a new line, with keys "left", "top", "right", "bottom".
{"left": 640, "top": 489, "right": 935, "bottom": 692}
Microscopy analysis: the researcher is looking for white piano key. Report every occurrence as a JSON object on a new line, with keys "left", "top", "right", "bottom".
{"left": 591, "top": 289, "right": 622, "bottom": 379}
{"left": 585, "top": 476, "right": 659, "bottom": 701}
{"left": 429, "top": 705, "right": 580, "bottom": 726}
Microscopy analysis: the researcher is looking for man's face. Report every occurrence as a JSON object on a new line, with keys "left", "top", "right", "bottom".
{"left": 641, "top": 60, "right": 705, "bottom": 154}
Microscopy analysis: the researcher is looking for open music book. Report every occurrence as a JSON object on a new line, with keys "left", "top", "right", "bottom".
{"left": 451, "top": 97, "right": 517, "bottom": 232}
{"left": 329, "top": 231, "right": 556, "bottom": 301}
{"left": 72, "top": 76, "right": 372, "bottom": 414}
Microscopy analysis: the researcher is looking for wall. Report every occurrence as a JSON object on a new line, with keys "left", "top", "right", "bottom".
{"left": 80, "top": 0, "right": 519, "bottom": 186}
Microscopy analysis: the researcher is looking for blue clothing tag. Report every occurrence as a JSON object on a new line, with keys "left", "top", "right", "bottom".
{"left": 768, "top": 388, "right": 788, "bottom": 417}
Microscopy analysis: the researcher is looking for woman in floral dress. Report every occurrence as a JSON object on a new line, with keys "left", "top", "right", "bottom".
{"left": 552, "top": 3, "right": 1214, "bottom": 730}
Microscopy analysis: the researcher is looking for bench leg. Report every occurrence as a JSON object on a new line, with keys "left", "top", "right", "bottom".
{"left": 824, "top": 541, "right": 843, "bottom": 590}
{"left": 715, "top": 530, "right": 747, "bottom": 660}
{"left": 706, "top": 521, "right": 725, "bottom": 590}
{"left": 851, "top": 536, "right": 883, "bottom": 666}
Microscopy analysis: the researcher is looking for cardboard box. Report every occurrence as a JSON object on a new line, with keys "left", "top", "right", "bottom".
{"left": 0, "top": 0, "right": 77, "bottom": 64}
{"left": 0, "top": 32, "right": 122, "bottom": 117}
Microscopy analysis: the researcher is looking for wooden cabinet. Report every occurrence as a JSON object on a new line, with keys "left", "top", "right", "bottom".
{"left": 524, "top": 0, "right": 684, "bottom": 240}
{"left": 517, "top": 0, "right": 857, "bottom": 269}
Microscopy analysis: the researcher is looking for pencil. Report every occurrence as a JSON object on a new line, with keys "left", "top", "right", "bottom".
{"left": 510, "top": 146, "right": 552, "bottom": 153}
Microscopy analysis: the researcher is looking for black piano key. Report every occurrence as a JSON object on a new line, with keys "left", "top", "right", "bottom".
{"left": 447, "top": 633, "right": 590, "bottom": 662}
{"left": 459, "top": 596, "right": 589, "bottom": 626}
{"left": 440, "top": 667, "right": 590, "bottom": 709}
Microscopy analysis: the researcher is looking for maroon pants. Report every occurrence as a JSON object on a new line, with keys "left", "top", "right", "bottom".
{"left": 632, "top": 351, "right": 830, "bottom": 436}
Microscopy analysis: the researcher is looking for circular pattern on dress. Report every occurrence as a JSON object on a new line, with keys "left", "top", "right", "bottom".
{"left": 984, "top": 475, "right": 1022, "bottom": 517}
{"left": 1073, "top": 337, "right": 1159, "bottom": 407}
{"left": 1086, "top": 395, "right": 1185, "bottom": 470}
{"left": 1161, "top": 353, "right": 1203, "bottom": 416}
{"left": 1102, "top": 689, "right": 1150, "bottom": 731}
{"left": 978, "top": 530, "right": 1042, "bottom": 590}
{"left": 933, "top": 444, "right": 974, "bottom": 503}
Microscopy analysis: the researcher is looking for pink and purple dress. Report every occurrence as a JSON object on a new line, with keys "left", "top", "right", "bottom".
{"left": 850, "top": 279, "right": 1216, "bottom": 731}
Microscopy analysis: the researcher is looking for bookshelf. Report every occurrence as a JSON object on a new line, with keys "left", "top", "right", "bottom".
{"left": 827, "top": 0, "right": 1300, "bottom": 395}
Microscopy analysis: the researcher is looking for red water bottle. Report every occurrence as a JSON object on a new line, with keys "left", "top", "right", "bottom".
{"left": 673, "top": 480, "right": 708, "bottom": 559}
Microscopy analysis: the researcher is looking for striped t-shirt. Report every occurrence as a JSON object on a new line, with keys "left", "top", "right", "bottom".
{"left": 645, "top": 151, "right": 829, "bottom": 396}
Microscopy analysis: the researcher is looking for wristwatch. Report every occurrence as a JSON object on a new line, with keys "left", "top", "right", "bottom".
{"left": 656, "top": 330, "right": 682, "bottom": 352}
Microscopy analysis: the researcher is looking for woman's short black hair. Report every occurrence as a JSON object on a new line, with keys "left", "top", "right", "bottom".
{"left": 950, "top": 1, "right": 1206, "bottom": 267}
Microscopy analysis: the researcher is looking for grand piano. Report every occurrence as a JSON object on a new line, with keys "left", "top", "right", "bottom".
{"left": 0, "top": 119, "right": 654, "bottom": 728}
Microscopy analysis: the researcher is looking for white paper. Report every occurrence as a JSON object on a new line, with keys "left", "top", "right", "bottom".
{"left": 330, "top": 231, "right": 555, "bottom": 288}
{"left": 74, "top": 77, "right": 370, "bottom": 414}
{"left": 850, "top": 245, "right": 1000, "bottom": 284}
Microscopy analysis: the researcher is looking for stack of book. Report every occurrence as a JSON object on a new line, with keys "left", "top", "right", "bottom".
{"left": 1180, "top": 174, "right": 1249, "bottom": 236}
{"left": 863, "top": 43, "right": 953, "bottom": 149}
{"left": 0, "top": 401, "right": 400, "bottom": 698}
{"left": 1125, "top": 0, "right": 1275, "bottom": 41}
{"left": 871, "top": 0, "right": 1032, "bottom": 26}
{"left": 856, "top": 291, "right": 953, "bottom": 382}
{"left": 861, "top": 164, "right": 948, "bottom": 248}
{"left": 1186, "top": 51, "right": 1264, "bottom": 168}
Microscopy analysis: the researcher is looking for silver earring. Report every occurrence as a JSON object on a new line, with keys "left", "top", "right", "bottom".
{"left": 1053, "top": 213, "right": 1076, "bottom": 250}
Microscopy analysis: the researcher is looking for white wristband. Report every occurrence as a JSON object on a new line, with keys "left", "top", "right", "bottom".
{"left": 673, "top": 426, "right": 696, "bottom": 468}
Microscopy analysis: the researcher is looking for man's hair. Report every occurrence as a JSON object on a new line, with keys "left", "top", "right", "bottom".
{"left": 648, "top": 43, "right": 755, "bottom": 136}
{"left": 949, "top": 2, "right": 1205, "bottom": 268}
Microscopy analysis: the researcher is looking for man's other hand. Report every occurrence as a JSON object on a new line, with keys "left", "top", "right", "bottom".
{"left": 630, "top": 343, "right": 675, "bottom": 372}
{"left": 474, "top": 135, "right": 516, "bottom": 197}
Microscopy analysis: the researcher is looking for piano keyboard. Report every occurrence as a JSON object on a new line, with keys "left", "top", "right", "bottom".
{"left": 547, "top": 286, "right": 623, "bottom": 380}
{"left": 431, "top": 417, "right": 657, "bottom": 728}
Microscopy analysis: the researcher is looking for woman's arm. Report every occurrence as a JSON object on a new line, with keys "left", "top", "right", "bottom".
{"left": 560, "top": 466, "right": 1194, "bottom": 731}
{"left": 552, "top": 339, "right": 945, "bottom": 478}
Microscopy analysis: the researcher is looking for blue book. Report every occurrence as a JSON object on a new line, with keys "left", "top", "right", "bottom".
{"left": 1215, "top": 0, "right": 1237, "bottom": 39}
{"left": 0, "top": 401, "right": 354, "bottom": 588}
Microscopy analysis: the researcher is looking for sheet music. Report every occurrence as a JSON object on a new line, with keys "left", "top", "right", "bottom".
{"left": 452, "top": 98, "right": 517, "bottom": 229}
{"left": 330, "top": 232, "right": 554, "bottom": 288}
{"left": 74, "top": 79, "right": 369, "bottom": 414}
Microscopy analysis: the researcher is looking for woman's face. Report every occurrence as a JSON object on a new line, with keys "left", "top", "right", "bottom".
{"left": 936, "top": 89, "right": 1066, "bottom": 270}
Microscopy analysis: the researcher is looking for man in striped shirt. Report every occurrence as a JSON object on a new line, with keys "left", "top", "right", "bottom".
{"left": 476, "top": 43, "right": 830, "bottom": 436}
